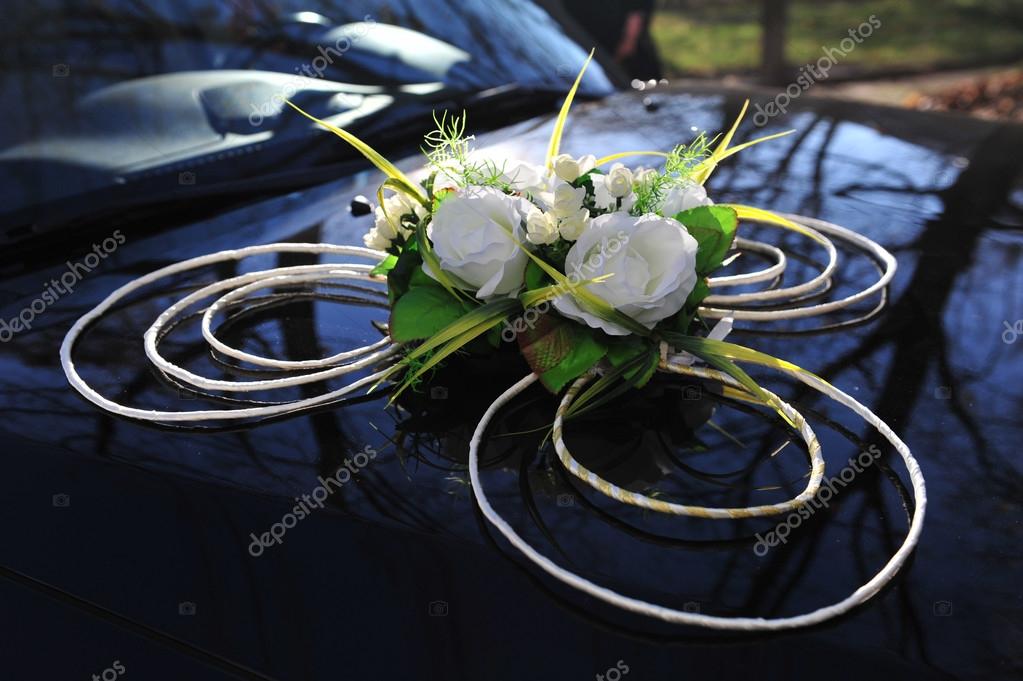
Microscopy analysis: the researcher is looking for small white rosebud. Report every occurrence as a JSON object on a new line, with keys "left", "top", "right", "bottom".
{"left": 552, "top": 154, "right": 581, "bottom": 182}
{"left": 363, "top": 227, "right": 392, "bottom": 251}
{"left": 552, "top": 182, "right": 587, "bottom": 219}
{"left": 633, "top": 167, "right": 657, "bottom": 187}
{"left": 525, "top": 209, "right": 559, "bottom": 245}
{"left": 606, "top": 163, "right": 634, "bottom": 198}
{"left": 559, "top": 207, "right": 590, "bottom": 241}
{"left": 577, "top": 154, "right": 597, "bottom": 175}
{"left": 373, "top": 206, "right": 399, "bottom": 240}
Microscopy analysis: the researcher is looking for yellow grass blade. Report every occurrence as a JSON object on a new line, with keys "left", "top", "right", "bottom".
{"left": 287, "top": 101, "right": 427, "bottom": 203}
{"left": 594, "top": 150, "right": 669, "bottom": 166}
{"left": 545, "top": 49, "right": 594, "bottom": 170}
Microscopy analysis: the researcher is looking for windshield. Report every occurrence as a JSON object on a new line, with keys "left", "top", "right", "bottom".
{"left": 0, "top": 0, "right": 612, "bottom": 241}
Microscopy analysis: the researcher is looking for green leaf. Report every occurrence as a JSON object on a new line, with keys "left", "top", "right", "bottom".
{"left": 516, "top": 314, "right": 607, "bottom": 393}
{"left": 524, "top": 260, "right": 550, "bottom": 292}
{"left": 674, "top": 205, "right": 738, "bottom": 276}
{"left": 606, "top": 337, "right": 659, "bottom": 388}
{"left": 389, "top": 286, "right": 468, "bottom": 342}
{"left": 370, "top": 254, "right": 398, "bottom": 277}
{"left": 408, "top": 264, "right": 440, "bottom": 289}
{"left": 405, "top": 298, "right": 519, "bottom": 363}
{"left": 387, "top": 243, "right": 422, "bottom": 305}
{"left": 565, "top": 343, "right": 658, "bottom": 417}
{"left": 390, "top": 298, "right": 520, "bottom": 400}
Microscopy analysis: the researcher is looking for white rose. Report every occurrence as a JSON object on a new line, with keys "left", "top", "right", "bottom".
{"left": 558, "top": 207, "right": 590, "bottom": 241}
{"left": 525, "top": 208, "right": 559, "bottom": 245}
{"left": 606, "top": 163, "right": 634, "bottom": 198}
{"left": 552, "top": 182, "right": 587, "bottom": 219}
{"left": 363, "top": 227, "right": 392, "bottom": 251}
{"left": 552, "top": 154, "right": 597, "bottom": 183}
{"left": 375, "top": 192, "right": 427, "bottom": 239}
{"left": 593, "top": 175, "right": 615, "bottom": 211}
{"left": 661, "top": 180, "right": 713, "bottom": 217}
{"left": 426, "top": 187, "right": 533, "bottom": 299}
{"left": 553, "top": 212, "right": 699, "bottom": 336}
{"left": 432, "top": 159, "right": 464, "bottom": 194}
{"left": 499, "top": 159, "right": 548, "bottom": 193}
{"left": 552, "top": 154, "right": 581, "bottom": 182}
{"left": 633, "top": 167, "right": 657, "bottom": 187}
{"left": 577, "top": 154, "right": 597, "bottom": 176}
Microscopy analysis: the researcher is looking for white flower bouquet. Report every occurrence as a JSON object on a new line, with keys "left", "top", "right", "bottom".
{"left": 291, "top": 54, "right": 809, "bottom": 410}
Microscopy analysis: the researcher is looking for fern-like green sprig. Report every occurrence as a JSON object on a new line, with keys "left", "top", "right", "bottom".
{"left": 421, "top": 111, "right": 516, "bottom": 192}
{"left": 633, "top": 133, "right": 716, "bottom": 215}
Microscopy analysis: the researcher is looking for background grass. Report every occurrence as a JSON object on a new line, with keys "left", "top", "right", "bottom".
{"left": 651, "top": 0, "right": 1023, "bottom": 77}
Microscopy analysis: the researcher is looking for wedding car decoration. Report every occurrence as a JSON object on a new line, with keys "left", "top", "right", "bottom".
{"left": 61, "top": 53, "right": 924, "bottom": 631}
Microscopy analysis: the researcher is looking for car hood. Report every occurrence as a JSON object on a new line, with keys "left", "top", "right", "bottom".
{"left": 1, "top": 87, "right": 1021, "bottom": 680}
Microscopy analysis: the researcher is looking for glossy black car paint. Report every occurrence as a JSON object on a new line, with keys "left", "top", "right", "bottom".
{"left": 1, "top": 88, "right": 1021, "bottom": 681}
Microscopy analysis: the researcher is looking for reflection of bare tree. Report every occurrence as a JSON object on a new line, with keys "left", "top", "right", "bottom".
{"left": 811, "top": 122, "right": 1023, "bottom": 477}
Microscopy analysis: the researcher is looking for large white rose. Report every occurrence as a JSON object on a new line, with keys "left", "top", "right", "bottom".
{"left": 553, "top": 212, "right": 699, "bottom": 335}
{"left": 426, "top": 187, "right": 533, "bottom": 299}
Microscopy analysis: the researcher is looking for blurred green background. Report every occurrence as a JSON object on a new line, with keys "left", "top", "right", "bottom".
{"left": 645, "top": 0, "right": 1023, "bottom": 120}
{"left": 652, "top": 0, "right": 1023, "bottom": 76}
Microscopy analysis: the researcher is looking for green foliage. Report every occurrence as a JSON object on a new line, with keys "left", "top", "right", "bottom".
{"left": 370, "top": 255, "right": 398, "bottom": 277}
{"left": 633, "top": 135, "right": 715, "bottom": 214}
{"left": 389, "top": 283, "right": 467, "bottom": 342}
{"left": 564, "top": 338, "right": 659, "bottom": 417}
{"left": 420, "top": 110, "right": 512, "bottom": 191}
{"left": 386, "top": 241, "right": 422, "bottom": 305}
{"left": 516, "top": 313, "right": 608, "bottom": 393}
{"left": 390, "top": 298, "right": 521, "bottom": 400}
{"left": 524, "top": 260, "right": 551, "bottom": 292}
{"left": 674, "top": 205, "right": 739, "bottom": 275}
